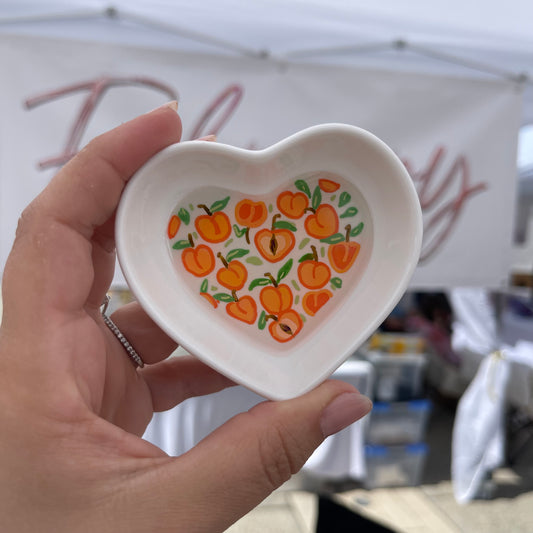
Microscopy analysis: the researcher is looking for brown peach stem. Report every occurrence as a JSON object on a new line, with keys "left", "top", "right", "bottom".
{"left": 264, "top": 272, "right": 278, "bottom": 287}
{"left": 304, "top": 207, "right": 316, "bottom": 214}
{"left": 198, "top": 204, "right": 213, "bottom": 216}
{"left": 311, "top": 245, "right": 318, "bottom": 262}
{"left": 271, "top": 213, "right": 282, "bottom": 231}
{"left": 188, "top": 233, "right": 195, "bottom": 248}
{"left": 264, "top": 314, "right": 278, "bottom": 322}
{"left": 217, "top": 252, "right": 229, "bottom": 268}
{"left": 232, "top": 290, "right": 239, "bottom": 302}
{"left": 245, "top": 227, "right": 250, "bottom": 245}
{"left": 345, "top": 224, "right": 351, "bottom": 242}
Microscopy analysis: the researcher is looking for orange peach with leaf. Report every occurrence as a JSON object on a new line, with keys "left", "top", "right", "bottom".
{"left": 181, "top": 234, "right": 216, "bottom": 277}
{"left": 254, "top": 214, "right": 295, "bottom": 263}
{"left": 226, "top": 291, "right": 257, "bottom": 324}
{"left": 328, "top": 224, "right": 361, "bottom": 273}
{"left": 195, "top": 203, "right": 231, "bottom": 243}
{"left": 259, "top": 273, "right": 293, "bottom": 314}
{"left": 216, "top": 252, "right": 248, "bottom": 291}
{"left": 267, "top": 309, "right": 303, "bottom": 343}
{"left": 298, "top": 245, "right": 331, "bottom": 289}
{"left": 304, "top": 204, "right": 339, "bottom": 239}
{"left": 235, "top": 199, "right": 268, "bottom": 243}
{"left": 277, "top": 191, "right": 309, "bottom": 219}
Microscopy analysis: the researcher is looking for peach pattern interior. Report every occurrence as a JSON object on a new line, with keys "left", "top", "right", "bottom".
{"left": 167, "top": 172, "right": 371, "bottom": 346}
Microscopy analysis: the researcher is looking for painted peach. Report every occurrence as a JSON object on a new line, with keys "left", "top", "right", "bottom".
{"left": 200, "top": 292, "right": 219, "bottom": 309}
{"left": 298, "top": 261, "right": 331, "bottom": 289}
{"left": 217, "top": 259, "right": 248, "bottom": 291}
{"left": 260, "top": 284, "right": 293, "bottom": 314}
{"left": 235, "top": 199, "right": 268, "bottom": 228}
{"left": 182, "top": 244, "right": 216, "bottom": 277}
{"left": 227, "top": 295, "right": 257, "bottom": 324}
{"left": 302, "top": 289, "right": 333, "bottom": 316}
{"left": 167, "top": 215, "right": 181, "bottom": 239}
{"left": 269, "top": 310, "right": 303, "bottom": 343}
{"left": 318, "top": 178, "right": 340, "bottom": 192}
{"left": 255, "top": 228, "right": 295, "bottom": 263}
{"left": 277, "top": 191, "right": 309, "bottom": 219}
{"left": 329, "top": 241, "right": 361, "bottom": 273}
{"left": 298, "top": 246, "right": 331, "bottom": 289}
{"left": 195, "top": 209, "right": 231, "bottom": 243}
{"left": 304, "top": 204, "right": 339, "bottom": 239}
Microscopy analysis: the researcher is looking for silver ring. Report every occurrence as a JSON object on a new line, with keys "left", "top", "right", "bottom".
{"left": 101, "top": 295, "right": 145, "bottom": 368}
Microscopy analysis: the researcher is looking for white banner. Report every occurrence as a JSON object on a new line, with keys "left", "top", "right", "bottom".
{"left": 0, "top": 34, "right": 523, "bottom": 288}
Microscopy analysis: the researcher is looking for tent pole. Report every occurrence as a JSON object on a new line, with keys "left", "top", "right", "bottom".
{"left": 287, "top": 39, "right": 530, "bottom": 85}
{"left": 0, "top": 6, "right": 270, "bottom": 61}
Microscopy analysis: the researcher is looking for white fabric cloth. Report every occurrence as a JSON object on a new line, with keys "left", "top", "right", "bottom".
{"left": 452, "top": 342, "right": 533, "bottom": 503}
{"left": 450, "top": 288, "right": 500, "bottom": 357}
{"left": 143, "top": 359, "right": 374, "bottom": 480}
{"left": 452, "top": 351, "right": 510, "bottom": 503}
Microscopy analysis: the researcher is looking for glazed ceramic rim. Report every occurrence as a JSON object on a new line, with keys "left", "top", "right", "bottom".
{"left": 116, "top": 123, "right": 422, "bottom": 399}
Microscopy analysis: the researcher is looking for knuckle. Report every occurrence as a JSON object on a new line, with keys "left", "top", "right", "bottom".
{"left": 255, "top": 418, "right": 308, "bottom": 491}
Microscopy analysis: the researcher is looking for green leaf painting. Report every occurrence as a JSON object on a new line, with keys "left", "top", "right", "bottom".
{"left": 210, "top": 196, "right": 230, "bottom": 213}
{"left": 330, "top": 277, "right": 343, "bottom": 289}
{"left": 340, "top": 206, "right": 359, "bottom": 219}
{"left": 233, "top": 224, "right": 247, "bottom": 238}
{"left": 277, "top": 259, "right": 293, "bottom": 283}
{"left": 258, "top": 310, "right": 267, "bottom": 330}
{"left": 213, "top": 293, "right": 235, "bottom": 302}
{"left": 178, "top": 208, "right": 190, "bottom": 225}
{"left": 273, "top": 220, "right": 297, "bottom": 231}
{"left": 226, "top": 248, "right": 250, "bottom": 262}
{"left": 320, "top": 233, "right": 345, "bottom": 244}
{"left": 350, "top": 222, "right": 364, "bottom": 237}
{"left": 172, "top": 240, "right": 192, "bottom": 250}
{"left": 338, "top": 191, "right": 351, "bottom": 207}
{"left": 295, "top": 179, "right": 311, "bottom": 198}
{"left": 311, "top": 185, "right": 322, "bottom": 211}
{"left": 248, "top": 278, "right": 271, "bottom": 291}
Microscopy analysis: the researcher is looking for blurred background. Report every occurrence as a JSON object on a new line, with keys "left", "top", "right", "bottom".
{"left": 1, "top": 1, "right": 533, "bottom": 531}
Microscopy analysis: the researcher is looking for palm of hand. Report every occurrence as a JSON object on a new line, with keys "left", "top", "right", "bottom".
{"left": 0, "top": 105, "right": 368, "bottom": 533}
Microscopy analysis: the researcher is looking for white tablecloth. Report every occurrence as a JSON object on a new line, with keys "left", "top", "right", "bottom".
{"left": 143, "top": 359, "right": 374, "bottom": 480}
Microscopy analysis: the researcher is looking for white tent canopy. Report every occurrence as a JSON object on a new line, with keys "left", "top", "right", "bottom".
{"left": 1, "top": 0, "right": 532, "bottom": 286}
{"left": 2, "top": 0, "right": 533, "bottom": 125}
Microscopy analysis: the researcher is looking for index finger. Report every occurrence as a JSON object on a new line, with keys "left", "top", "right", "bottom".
{"left": 2, "top": 102, "right": 181, "bottom": 317}
{"left": 40, "top": 101, "right": 182, "bottom": 239}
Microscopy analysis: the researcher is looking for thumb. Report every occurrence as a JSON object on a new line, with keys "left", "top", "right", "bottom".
{"left": 140, "top": 379, "right": 372, "bottom": 532}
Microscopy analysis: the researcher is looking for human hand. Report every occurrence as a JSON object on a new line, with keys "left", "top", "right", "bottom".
{"left": 0, "top": 102, "right": 372, "bottom": 533}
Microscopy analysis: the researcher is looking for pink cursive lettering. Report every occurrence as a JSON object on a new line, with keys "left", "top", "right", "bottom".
{"left": 25, "top": 76, "right": 177, "bottom": 169}
{"left": 403, "top": 147, "right": 487, "bottom": 262}
{"left": 188, "top": 84, "right": 244, "bottom": 140}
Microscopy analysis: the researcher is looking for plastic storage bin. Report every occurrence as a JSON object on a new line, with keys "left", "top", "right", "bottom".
{"left": 367, "top": 399, "right": 432, "bottom": 444}
{"left": 367, "top": 333, "right": 426, "bottom": 354}
{"left": 364, "top": 443, "right": 428, "bottom": 489}
{"left": 359, "top": 349, "right": 427, "bottom": 401}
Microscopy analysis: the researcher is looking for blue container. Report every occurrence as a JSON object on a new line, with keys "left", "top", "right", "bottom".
{"left": 364, "top": 443, "right": 429, "bottom": 488}
{"left": 367, "top": 400, "right": 432, "bottom": 444}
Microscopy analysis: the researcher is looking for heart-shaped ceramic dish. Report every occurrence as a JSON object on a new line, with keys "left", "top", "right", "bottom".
{"left": 116, "top": 124, "right": 422, "bottom": 400}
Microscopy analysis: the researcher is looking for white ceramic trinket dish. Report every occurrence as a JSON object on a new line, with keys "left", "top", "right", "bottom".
{"left": 116, "top": 124, "right": 422, "bottom": 400}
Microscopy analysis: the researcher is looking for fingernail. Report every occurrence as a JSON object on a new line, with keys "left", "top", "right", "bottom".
{"left": 149, "top": 100, "right": 178, "bottom": 113}
{"left": 320, "top": 392, "right": 373, "bottom": 437}
{"left": 198, "top": 134, "right": 217, "bottom": 142}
